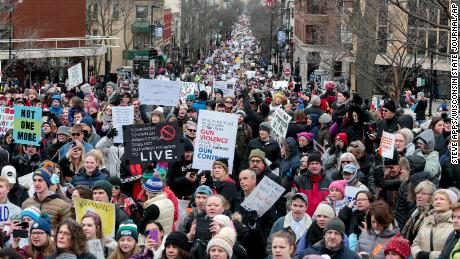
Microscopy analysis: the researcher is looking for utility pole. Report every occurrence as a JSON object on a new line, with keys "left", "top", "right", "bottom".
{"left": 269, "top": 5, "right": 273, "bottom": 71}
{"left": 428, "top": 51, "right": 434, "bottom": 117}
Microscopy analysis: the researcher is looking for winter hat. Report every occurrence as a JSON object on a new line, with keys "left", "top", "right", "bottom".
{"left": 183, "top": 137, "right": 194, "bottom": 152}
{"left": 383, "top": 100, "right": 397, "bottom": 113}
{"left": 324, "top": 81, "right": 336, "bottom": 91}
{"left": 213, "top": 158, "right": 229, "bottom": 174}
{"left": 259, "top": 121, "right": 272, "bottom": 133}
{"left": 92, "top": 180, "right": 113, "bottom": 199}
{"left": 328, "top": 180, "right": 348, "bottom": 196}
{"left": 339, "top": 90, "right": 350, "bottom": 100}
{"left": 384, "top": 234, "right": 411, "bottom": 259}
{"left": 324, "top": 218, "right": 345, "bottom": 237}
{"left": 33, "top": 168, "right": 52, "bottom": 187}
{"left": 310, "top": 95, "right": 321, "bottom": 107}
{"left": 335, "top": 133, "right": 348, "bottom": 146}
{"left": 90, "top": 100, "right": 99, "bottom": 110}
{"left": 342, "top": 164, "right": 357, "bottom": 174}
{"left": 42, "top": 120, "right": 52, "bottom": 127}
{"left": 435, "top": 189, "right": 458, "bottom": 206}
{"left": 292, "top": 193, "right": 309, "bottom": 204}
{"left": 20, "top": 206, "right": 41, "bottom": 221}
{"left": 213, "top": 214, "right": 233, "bottom": 228}
{"left": 235, "top": 110, "right": 246, "bottom": 118}
{"left": 30, "top": 214, "right": 52, "bottom": 236}
{"left": 165, "top": 231, "right": 191, "bottom": 251}
{"left": 186, "top": 94, "right": 195, "bottom": 101}
{"left": 307, "top": 152, "right": 322, "bottom": 165}
{"left": 143, "top": 177, "right": 163, "bottom": 193}
{"left": 116, "top": 220, "right": 139, "bottom": 242}
{"left": 207, "top": 227, "right": 237, "bottom": 258}
{"left": 314, "top": 203, "right": 335, "bottom": 219}
{"left": 194, "top": 185, "right": 212, "bottom": 197}
{"left": 141, "top": 204, "right": 160, "bottom": 232}
{"left": 56, "top": 126, "right": 71, "bottom": 137}
{"left": 297, "top": 132, "right": 314, "bottom": 142}
{"left": 248, "top": 149, "right": 266, "bottom": 162}
{"left": 319, "top": 113, "right": 332, "bottom": 125}
{"left": 1, "top": 165, "right": 17, "bottom": 184}
{"left": 108, "top": 176, "right": 122, "bottom": 188}
{"left": 384, "top": 153, "right": 400, "bottom": 166}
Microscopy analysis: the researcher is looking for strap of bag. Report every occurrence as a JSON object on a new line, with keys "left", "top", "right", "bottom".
{"left": 371, "top": 242, "right": 384, "bottom": 259}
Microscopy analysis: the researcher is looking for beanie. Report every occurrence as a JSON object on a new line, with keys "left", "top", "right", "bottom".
{"left": 116, "top": 220, "right": 138, "bottom": 242}
{"left": 328, "top": 180, "right": 348, "bottom": 197}
{"left": 307, "top": 152, "right": 322, "bottom": 165}
{"left": 319, "top": 113, "right": 332, "bottom": 125}
{"left": 207, "top": 227, "right": 237, "bottom": 258}
{"left": 384, "top": 233, "right": 411, "bottom": 259}
{"left": 235, "top": 110, "right": 246, "bottom": 118}
{"left": 141, "top": 204, "right": 160, "bottom": 233}
{"left": 297, "top": 132, "right": 314, "bottom": 142}
{"left": 212, "top": 215, "right": 233, "bottom": 228}
{"left": 20, "top": 206, "right": 41, "bottom": 222}
{"left": 165, "top": 231, "right": 190, "bottom": 251}
{"left": 248, "top": 149, "right": 266, "bottom": 162}
{"left": 213, "top": 158, "right": 229, "bottom": 174}
{"left": 143, "top": 177, "right": 163, "bottom": 193}
{"left": 435, "top": 189, "right": 458, "bottom": 206}
{"left": 108, "top": 176, "right": 122, "bottom": 188}
{"left": 183, "top": 137, "right": 194, "bottom": 152}
{"left": 194, "top": 185, "right": 212, "bottom": 197}
{"left": 310, "top": 95, "right": 321, "bottom": 107}
{"left": 314, "top": 203, "right": 335, "bottom": 219}
{"left": 30, "top": 214, "right": 52, "bottom": 236}
{"left": 383, "top": 100, "right": 397, "bottom": 113}
{"left": 92, "top": 180, "right": 113, "bottom": 199}
{"left": 259, "top": 121, "right": 272, "bottom": 133}
{"left": 33, "top": 168, "right": 52, "bottom": 187}
{"left": 335, "top": 133, "right": 348, "bottom": 146}
{"left": 324, "top": 218, "right": 346, "bottom": 237}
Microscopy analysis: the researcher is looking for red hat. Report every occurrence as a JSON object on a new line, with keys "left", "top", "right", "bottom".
{"left": 384, "top": 234, "right": 411, "bottom": 259}
{"left": 335, "top": 133, "right": 348, "bottom": 146}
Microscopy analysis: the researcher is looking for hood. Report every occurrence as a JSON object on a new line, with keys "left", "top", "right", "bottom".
{"left": 286, "top": 137, "right": 299, "bottom": 156}
{"left": 347, "top": 106, "right": 365, "bottom": 125}
{"left": 309, "top": 113, "right": 320, "bottom": 127}
{"left": 370, "top": 225, "right": 400, "bottom": 237}
{"left": 34, "top": 192, "right": 61, "bottom": 202}
{"left": 398, "top": 114, "right": 414, "bottom": 130}
{"left": 415, "top": 129, "right": 435, "bottom": 152}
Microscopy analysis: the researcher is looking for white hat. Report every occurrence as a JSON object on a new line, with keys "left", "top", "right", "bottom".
{"left": 207, "top": 227, "right": 236, "bottom": 258}
{"left": 1, "top": 165, "right": 16, "bottom": 184}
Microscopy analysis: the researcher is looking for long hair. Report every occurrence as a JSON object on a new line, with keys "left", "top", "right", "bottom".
{"left": 69, "top": 141, "right": 85, "bottom": 173}
{"left": 81, "top": 211, "right": 103, "bottom": 239}
{"left": 55, "top": 219, "right": 88, "bottom": 256}
{"left": 29, "top": 234, "right": 55, "bottom": 258}
{"left": 270, "top": 231, "right": 296, "bottom": 258}
{"left": 107, "top": 242, "right": 140, "bottom": 259}
{"left": 161, "top": 247, "right": 191, "bottom": 259}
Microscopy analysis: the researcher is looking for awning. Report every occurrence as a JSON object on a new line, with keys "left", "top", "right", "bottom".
{"left": 131, "top": 20, "right": 150, "bottom": 33}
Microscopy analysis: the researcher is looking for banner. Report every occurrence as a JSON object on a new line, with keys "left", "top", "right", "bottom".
{"left": 13, "top": 106, "right": 42, "bottom": 145}
{"left": 270, "top": 108, "right": 291, "bottom": 141}
{"left": 241, "top": 176, "right": 285, "bottom": 217}
{"left": 179, "top": 82, "right": 197, "bottom": 104}
{"left": 112, "top": 106, "right": 134, "bottom": 144}
{"left": 272, "top": 81, "right": 289, "bottom": 90}
{"left": 67, "top": 63, "right": 83, "bottom": 88}
{"left": 123, "top": 122, "right": 184, "bottom": 166}
{"left": 0, "top": 107, "right": 14, "bottom": 136}
{"left": 381, "top": 131, "right": 396, "bottom": 159}
{"left": 138, "top": 79, "right": 181, "bottom": 106}
{"left": 74, "top": 197, "right": 115, "bottom": 238}
{"left": 192, "top": 110, "right": 238, "bottom": 173}
{"left": 213, "top": 80, "right": 235, "bottom": 97}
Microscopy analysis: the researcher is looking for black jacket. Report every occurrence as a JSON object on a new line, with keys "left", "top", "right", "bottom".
{"left": 303, "top": 240, "right": 360, "bottom": 259}
{"left": 414, "top": 100, "right": 427, "bottom": 121}
{"left": 8, "top": 183, "right": 29, "bottom": 207}
{"left": 166, "top": 158, "right": 197, "bottom": 198}
{"left": 338, "top": 206, "right": 367, "bottom": 237}
{"left": 439, "top": 230, "right": 460, "bottom": 259}
{"left": 245, "top": 137, "right": 281, "bottom": 170}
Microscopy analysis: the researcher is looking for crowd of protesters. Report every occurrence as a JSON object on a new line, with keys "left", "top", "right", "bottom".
{"left": 0, "top": 14, "right": 457, "bottom": 259}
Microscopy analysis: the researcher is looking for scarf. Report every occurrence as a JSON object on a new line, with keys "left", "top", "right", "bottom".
{"left": 401, "top": 204, "right": 431, "bottom": 240}
{"left": 101, "top": 114, "right": 112, "bottom": 131}
{"left": 307, "top": 221, "right": 324, "bottom": 246}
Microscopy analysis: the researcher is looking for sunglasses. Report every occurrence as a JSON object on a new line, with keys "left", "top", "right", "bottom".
{"left": 188, "top": 129, "right": 196, "bottom": 132}
{"left": 72, "top": 133, "right": 81, "bottom": 136}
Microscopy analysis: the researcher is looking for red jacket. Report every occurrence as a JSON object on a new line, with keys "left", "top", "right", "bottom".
{"left": 293, "top": 171, "right": 332, "bottom": 216}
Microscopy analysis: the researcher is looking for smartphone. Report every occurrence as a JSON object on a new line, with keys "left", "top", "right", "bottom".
{"left": 195, "top": 218, "right": 212, "bottom": 241}
{"left": 360, "top": 253, "right": 371, "bottom": 259}
{"left": 13, "top": 229, "right": 28, "bottom": 238}
{"left": 70, "top": 141, "right": 77, "bottom": 148}
{"left": 149, "top": 229, "right": 159, "bottom": 243}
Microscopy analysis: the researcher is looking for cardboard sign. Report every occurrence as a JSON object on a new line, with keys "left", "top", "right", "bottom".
{"left": 345, "top": 186, "right": 360, "bottom": 203}
{"left": 270, "top": 108, "right": 291, "bottom": 141}
{"left": 123, "top": 122, "right": 184, "bottom": 166}
{"left": 87, "top": 240, "right": 105, "bottom": 259}
{"left": 112, "top": 106, "right": 134, "bottom": 144}
{"left": 213, "top": 80, "right": 235, "bottom": 97}
{"left": 381, "top": 131, "right": 396, "bottom": 159}
{"left": 241, "top": 176, "right": 285, "bottom": 217}
{"left": 139, "top": 79, "right": 181, "bottom": 106}
{"left": 192, "top": 110, "right": 238, "bottom": 173}
{"left": 0, "top": 107, "right": 14, "bottom": 136}
{"left": 13, "top": 106, "right": 42, "bottom": 145}
{"left": 0, "top": 204, "right": 20, "bottom": 222}
{"left": 179, "top": 82, "right": 197, "bottom": 104}
{"left": 67, "top": 63, "right": 83, "bottom": 87}
{"left": 17, "top": 172, "right": 34, "bottom": 196}
{"left": 74, "top": 197, "right": 115, "bottom": 238}
{"left": 272, "top": 81, "right": 289, "bottom": 90}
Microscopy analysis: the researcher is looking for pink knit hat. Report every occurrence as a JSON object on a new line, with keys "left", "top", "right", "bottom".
{"left": 297, "top": 132, "right": 314, "bottom": 142}
{"left": 328, "top": 180, "right": 348, "bottom": 196}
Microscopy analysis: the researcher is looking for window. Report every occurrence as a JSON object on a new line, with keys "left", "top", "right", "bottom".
{"left": 333, "top": 61, "right": 342, "bottom": 77}
{"left": 304, "top": 25, "right": 326, "bottom": 45}
{"left": 136, "top": 5, "right": 148, "bottom": 19}
{"left": 92, "top": 3, "right": 98, "bottom": 20}
{"left": 377, "top": 26, "right": 388, "bottom": 53}
{"left": 113, "top": 3, "right": 120, "bottom": 20}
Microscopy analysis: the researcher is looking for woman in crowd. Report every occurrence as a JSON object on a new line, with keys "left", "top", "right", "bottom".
{"left": 271, "top": 231, "right": 296, "bottom": 259}
{"left": 50, "top": 218, "right": 96, "bottom": 258}
{"left": 98, "top": 103, "right": 113, "bottom": 137}
{"left": 278, "top": 137, "right": 300, "bottom": 178}
{"left": 161, "top": 231, "right": 192, "bottom": 259}
{"left": 439, "top": 202, "right": 460, "bottom": 259}
{"left": 413, "top": 129, "right": 441, "bottom": 186}
{"left": 347, "top": 141, "right": 372, "bottom": 186}
{"left": 11, "top": 144, "right": 42, "bottom": 178}
{"left": 41, "top": 121, "right": 57, "bottom": 147}
{"left": 81, "top": 211, "right": 117, "bottom": 257}
{"left": 322, "top": 134, "right": 349, "bottom": 180}
{"left": 206, "top": 227, "right": 237, "bottom": 259}
{"left": 132, "top": 221, "right": 167, "bottom": 259}
{"left": 108, "top": 220, "right": 141, "bottom": 259}
{"left": 58, "top": 140, "right": 85, "bottom": 179}
{"left": 151, "top": 110, "right": 165, "bottom": 125}
{"left": 199, "top": 159, "right": 237, "bottom": 202}
{"left": 12, "top": 215, "right": 55, "bottom": 259}
{"left": 296, "top": 132, "right": 316, "bottom": 157}
{"left": 327, "top": 180, "right": 349, "bottom": 216}
{"left": 70, "top": 152, "right": 109, "bottom": 188}
{"left": 430, "top": 116, "right": 447, "bottom": 155}
{"left": 394, "top": 129, "right": 415, "bottom": 156}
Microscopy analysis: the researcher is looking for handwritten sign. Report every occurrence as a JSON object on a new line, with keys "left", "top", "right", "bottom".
{"left": 0, "top": 107, "right": 14, "bottom": 136}
{"left": 74, "top": 197, "right": 115, "bottom": 238}
{"left": 18, "top": 172, "right": 34, "bottom": 196}
{"left": 241, "top": 176, "right": 285, "bottom": 217}
{"left": 87, "top": 240, "right": 105, "bottom": 259}
{"left": 345, "top": 186, "right": 360, "bottom": 203}
{"left": 192, "top": 110, "right": 238, "bottom": 173}
{"left": 112, "top": 106, "right": 134, "bottom": 144}
{"left": 67, "top": 63, "right": 83, "bottom": 88}
{"left": 270, "top": 108, "right": 291, "bottom": 141}
{"left": 273, "top": 81, "right": 289, "bottom": 90}
{"left": 213, "top": 80, "right": 235, "bottom": 97}
{"left": 179, "top": 82, "right": 197, "bottom": 104}
{"left": 123, "top": 123, "right": 184, "bottom": 166}
{"left": 381, "top": 131, "right": 396, "bottom": 159}
{"left": 139, "top": 79, "right": 181, "bottom": 106}
{"left": 13, "top": 106, "right": 42, "bottom": 145}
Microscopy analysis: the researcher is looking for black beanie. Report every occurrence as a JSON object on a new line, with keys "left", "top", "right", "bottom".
{"left": 198, "top": 91, "right": 208, "bottom": 100}
{"left": 308, "top": 152, "right": 322, "bottom": 165}
{"left": 383, "top": 100, "right": 396, "bottom": 113}
{"left": 141, "top": 204, "right": 160, "bottom": 232}
{"left": 183, "top": 137, "right": 194, "bottom": 152}
{"left": 165, "top": 231, "right": 190, "bottom": 251}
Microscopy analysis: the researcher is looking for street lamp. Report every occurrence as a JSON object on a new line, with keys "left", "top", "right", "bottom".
{"left": 8, "top": 0, "right": 23, "bottom": 62}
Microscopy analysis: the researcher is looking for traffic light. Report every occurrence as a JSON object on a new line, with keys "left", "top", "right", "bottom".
{"left": 149, "top": 49, "right": 159, "bottom": 60}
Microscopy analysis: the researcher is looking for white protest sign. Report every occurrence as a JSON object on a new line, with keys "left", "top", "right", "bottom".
{"left": 139, "top": 79, "right": 181, "bottom": 106}
{"left": 67, "top": 63, "right": 83, "bottom": 88}
{"left": 0, "top": 107, "right": 14, "bottom": 136}
{"left": 381, "top": 131, "right": 396, "bottom": 159}
{"left": 192, "top": 110, "right": 238, "bottom": 173}
{"left": 345, "top": 186, "right": 360, "bottom": 203}
{"left": 270, "top": 108, "right": 291, "bottom": 141}
{"left": 213, "top": 80, "right": 235, "bottom": 97}
{"left": 179, "top": 82, "right": 197, "bottom": 104}
{"left": 87, "top": 240, "right": 105, "bottom": 259}
{"left": 273, "top": 81, "right": 289, "bottom": 90}
{"left": 241, "top": 176, "right": 285, "bottom": 217}
{"left": 245, "top": 71, "right": 255, "bottom": 79}
{"left": 18, "top": 172, "right": 34, "bottom": 197}
{"left": 0, "top": 203, "right": 21, "bottom": 222}
{"left": 112, "top": 106, "right": 134, "bottom": 144}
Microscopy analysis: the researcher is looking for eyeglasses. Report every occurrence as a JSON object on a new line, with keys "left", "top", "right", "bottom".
{"left": 31, "top": 231, "right": 46, "bottom": 236}
{"left": 72, "top": 133, "right": 81, "bottom": 136}
{"left": 341, "top": 160, "right": 353, "bottom": 164}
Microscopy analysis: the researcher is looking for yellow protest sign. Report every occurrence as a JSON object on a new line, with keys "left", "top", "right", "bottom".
{"left": 74, "top": 197, "right": 115, "bottom": 238}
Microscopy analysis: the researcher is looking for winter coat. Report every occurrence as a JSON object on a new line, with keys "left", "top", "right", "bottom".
{"left": 212, "top": 178, "right": 237, "bottom": 202}
{"left": 235, "top": 123, "right": 252, "bottom": 171}
{"left": 305, "top": 106, "right": 324, "bottom": 117}
{"left": 395, "top": 182, "right": 416, "bottom": 228}
{"left": 46, "top": 251, "right": 97, "bottom": 259}
{"left": 451, "top": 238, "right": 460, "bottom": 259}
{"left": 166, "top": 158, "right": 198, "bottom": 198}
{"left": 318, "top": 125, "right": 333, "bottom": 149}
{"left": 338, "top": 206, "right": 367, "bottom": 238}
{"left": 192, "top": 100, "right": 207, "bottom": 112}
{"left": 246, "top": 137, "right": 281, "bottom": 169}
{"left": 12, "top": 153, "right": 42, "bottom": 177}
{"left": 357, "top": 226, "right": 399, "bottom": 259}
{"left": 95, "top": 136, "right": 124, "bottom": 177}
{"left": 242, "top": 94, "right": 265, "bottom": 134}
{"left": 57, "top": 156, "right": 80, "bottom": 178}
{"left": 439, "top": 230, "right": 460, "bottom": 259}
{"left": 302, "top": 240, "right": 360, "bottom": 259}
{"left": 414, "top": 100, "right": 427, "bottom": 121}
{"left": 279, "top": 137, "right": 300, "bottom": 178}
{"left": 376, "top": 116, "right": 399, "bottom": 141}
{"left": 267, "top": 211, "right": 312, "bottom": 253}
{"left": 293, "top": 170, "right": 332, "bottom": 216}
{"left": 357, "top": 153, "right": 373, "bottom": 186}
{"left": 144, "top": 193, "right": 175, "bottom": 235}
{"left": 70, "top": 167, "right": 109, "bottom": 188}
{"left": 22, "top": 193, "right": 71, "bottom": 230}
{"left": 411, "top": 210, "right": 454, "bottom": 259}
{"left": 286, "top": 122, "right": 308, "bottom": 139}
{"left": 7, "top": 183, "right": 29, "bottom": 207}
{"left": 440, "top": 152, "right": 460, "bottom": 189}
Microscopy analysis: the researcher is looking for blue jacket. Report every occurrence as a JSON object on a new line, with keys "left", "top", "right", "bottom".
{"left": 192, "top": 100, "right": 207, "bottom": 112}
{"left": 70, "top": 167, "right": 109, "bottom": 188}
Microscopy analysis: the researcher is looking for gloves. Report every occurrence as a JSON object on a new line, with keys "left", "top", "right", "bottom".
{"left": 416, "top": 251, "right": 430, "bottom": 259}
{"left": 246, "top": 210, "right": 258, "bottom": 227}
{"left": 106, "top": 128, "right": 118, "bottom": 139}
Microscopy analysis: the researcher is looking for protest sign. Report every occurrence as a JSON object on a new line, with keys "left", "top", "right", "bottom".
{"left": 74, "top": 197, "right": 116, "bottom": 238}
{"left": 67, "top": 63, "right": 83, "bottom": 87}
{"left": 13, "top": 106, "right": 42, "bottom": 145}
{"left": 241, "top": 176, "right": 285, "bottom": 217}
{"left": 87, "top": 240, "right": 105, "bottom": 259}
{"left": 0, "top": 107, "right": 14, "bottom": 136}
{"left": 0, "top": 203, "right": 21, "bottom": 222}
{"left": 381, "top": 131, "right": 396, "bottom": 159}
{"left": 213, "top": 80, "right": 235, "bottom": 97}
{"left": 179, "top": 82, "right": 197, "bottom": 104}
{"left": 345, "top": 186, "right": 361, "bottom": 203}
{"left": 245, "top": 71, "right": 255, "bottom": 79}
{"left": 193, "top": 110, "right": 238, "bottom": 173}
{"left": 138, "top": 79, "right": 181, "bottom": 106}
{"left": 18, "top": 172, "right": 34, "bottom": 197}
{"left": 112, "top": 106, "right": 134, "bottom": 144}
{"left": 123, "top": 122, "right": 184, "bottom": 166}
{"left": 272, "top": 81, "right": 289, "bottom": 90}
{"left": 270, "top": 108, "right": 291, "bottom": 141}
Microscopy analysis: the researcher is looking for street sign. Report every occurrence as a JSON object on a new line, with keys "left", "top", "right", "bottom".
{"left": 314, "top": 70, "right": 326, "bottom": 76}
{"left": 283, "top": 67, "right": 291, "bottom": 77}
